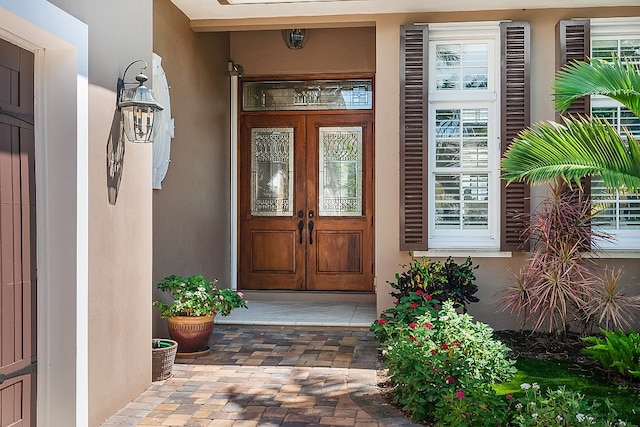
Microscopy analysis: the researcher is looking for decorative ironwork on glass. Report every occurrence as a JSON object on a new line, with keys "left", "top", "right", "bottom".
{"left": 319, "top": 127, "right": 363, "bottom": 216}
{"left": 251, "top": 128, "right": 294, "bottom": 216}
{"left": 243, "top": 79, "right": 372, "bottom": 111}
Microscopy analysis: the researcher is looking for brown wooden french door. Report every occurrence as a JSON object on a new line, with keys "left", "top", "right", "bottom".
{"left": 239, "top": 112, "right": 374, "bottom": 291}
{"left": 0, "top": 39, "right": 37, "bottom": 426}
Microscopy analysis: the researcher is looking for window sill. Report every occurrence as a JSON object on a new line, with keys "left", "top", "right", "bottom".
{"left": 412, "top": 250, "right": 512, "bottom": 258}
{"left": 585, "top": 250, "right": 640, "bottom": 259}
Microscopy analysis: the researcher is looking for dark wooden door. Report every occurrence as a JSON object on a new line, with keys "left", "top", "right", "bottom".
{"left": 0, "top": 38, "right": 37, "bottom": 427}
{"left": 239, "top": 112, "right": 374, "bottom": 291}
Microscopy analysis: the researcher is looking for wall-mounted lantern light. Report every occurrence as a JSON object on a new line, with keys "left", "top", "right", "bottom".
{"left": 282, "top": 29, "right": 309, "bottom": 50}
{"left": 117, "top": 60, "right": 164, "bottom": 143}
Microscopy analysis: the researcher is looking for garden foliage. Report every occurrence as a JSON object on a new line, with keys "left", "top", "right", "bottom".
{"left": 582, "top": 329, "right": 640, "bottom": 379}
{"left": 509, "top": 383, "right": 631, "bottom": 427}
{"left": 389, "top": 254, "right": 479, "bottom": 311}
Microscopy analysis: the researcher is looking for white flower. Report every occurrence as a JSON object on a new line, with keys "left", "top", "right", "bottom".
{"left": 576, "top": 414, "right": 585, "bottom": 422}
{"left": 515, "top": 403, "right": 523, "bottom": 410}
{"left": 532, "top": 383, "right": 540, "bottom": 391}
{"left": 532, "top": 413, "right": 538, "bottom": 419}
{"left": 520, "top": 383, "right": 531, "bottom": 390}
{"left": 618, "top": 421, "right": 627, "bottom": 427}
{"left": 557, "top": 415, "right": 563, "bottom": 422}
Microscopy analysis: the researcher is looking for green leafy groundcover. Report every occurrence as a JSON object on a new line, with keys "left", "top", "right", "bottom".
{"left": 494, "top": 358, "right": 640, "bottom": 424}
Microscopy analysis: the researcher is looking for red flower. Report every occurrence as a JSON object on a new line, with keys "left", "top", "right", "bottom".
{"left": 415, "top": 289, "right": 424, "bottom": 295}
{"left": 446, "top": 376, "right": 456, "bottom": 384}
{"left": 435, "top": 304, "right": 441, "bottom": 310}
{"left": 377, "top": 318, "right": 387, "bottom": 324}
{"left": 409, "top": 335, "right": 416, "bottom": 341}
{"left": 409, "top": 322, "right": 417, "bottom": 329}
{"left": 430, "top": 349, "right": 438, "bottom": 355}
{"left": 441, "top": 343, "right": 449, "bottom": 350}
{"left": 452, "top": 340, "right": 461, "bottom": 346}
{"left": 455, "top": 390, "right": 465, "bottom": 399}
{"left": 410, "top": 303, "right": 419, "bottom": 309}
{"left": 423, "top": 322, "right": 435, "bottom": 329}
{"left": 424, "top": 294, "right": 433, "bottom": 300}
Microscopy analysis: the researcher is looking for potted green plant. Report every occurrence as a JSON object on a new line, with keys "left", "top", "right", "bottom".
{"left": 154, "top": 274, "right": 247, "bottom": 354}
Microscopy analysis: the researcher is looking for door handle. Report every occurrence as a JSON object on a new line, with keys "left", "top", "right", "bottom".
{"left": 298, "top": 220, "right": 304, "bottom": 245}
{"left": 308, "top": 220, "right": 314, "bottom": 244}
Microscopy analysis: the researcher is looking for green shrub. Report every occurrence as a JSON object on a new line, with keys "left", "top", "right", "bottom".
{"left": 582, "top": 329, "right": 640, "bottom": 379}
{"left": 382, "top": 301, "right": 516, "bottom": 422}
{"left": 434, "top": 385, "right": 508, "bottom": 427}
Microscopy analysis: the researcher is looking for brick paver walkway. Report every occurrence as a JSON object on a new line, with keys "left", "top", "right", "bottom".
{"left": 102, "top": 326, "right": 419, "bottom": 427}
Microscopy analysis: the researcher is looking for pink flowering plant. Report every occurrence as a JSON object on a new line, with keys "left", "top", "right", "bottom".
{"left": 155, "top": 274, "right": 247, "bottom": 317}
{"left": 370, "top": 254, "right": 479, "bottom": 342}
{"left": 382, "top": 301, "right": 516, "bottom": 422}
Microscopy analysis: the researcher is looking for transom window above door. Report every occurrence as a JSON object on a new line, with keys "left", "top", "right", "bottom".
{"left": 242, "top": 78, "right": 373, "bottom": 111}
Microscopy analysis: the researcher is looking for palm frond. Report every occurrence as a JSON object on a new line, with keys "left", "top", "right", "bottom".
{"left": 553, "top": 57, "right": 640, "bottom": 117}
{"left": 501, "top": 116, "right": 640, "bottom": 192}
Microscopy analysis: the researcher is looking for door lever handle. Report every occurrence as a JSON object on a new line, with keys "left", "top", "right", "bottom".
{"left": 308, "top": 220, "right": 314, "bottom": 244}
{"left": 298, "top": 220, "right": 304, "bottom": 245}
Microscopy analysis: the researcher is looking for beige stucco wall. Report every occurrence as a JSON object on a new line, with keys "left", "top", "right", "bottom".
{"left": 152, "top": 0, "right": 232, "bottom": 337}
{"left": 229, "top": 7, "right": 640, "bottom": 331}
{"left": 53, "top": 0, "right": 155, "bottom": 424}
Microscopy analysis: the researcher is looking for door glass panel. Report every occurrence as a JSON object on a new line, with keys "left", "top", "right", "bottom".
{"left": 250, "top": 127, "right": 294, "bottom": 216}
{"left": 319, "top": 126, "right": 363, "bottom": 216}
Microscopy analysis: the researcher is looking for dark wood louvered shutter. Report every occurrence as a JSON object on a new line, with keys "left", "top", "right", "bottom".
{"left": 500, "top": 22, "right": 531, "bottom": 251}
{"left": 557, "top": 19, "right": 592, "bottom": 248}
{"left": 400, "top": 25, "right": 429, "bottom": 250}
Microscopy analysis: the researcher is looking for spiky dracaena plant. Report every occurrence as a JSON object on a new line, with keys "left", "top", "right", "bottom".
{"left": 497, "top": 183, "right": 604, "bottom": 334}
{"left": 581, "top": 268, "right": 640, "bottom": 331}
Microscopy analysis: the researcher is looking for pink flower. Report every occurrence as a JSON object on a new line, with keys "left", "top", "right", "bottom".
{"left": 425, "top": 294, "right": 433, "bottom": 300}
{"left": 415, "top": 290, "right": 424, "bottom": 295}
{"left": 377, "top": 318, "right": 387, "bottom": 324}
{"left": 455, "top": 390, "right": 465, "bottom": 399}
{"left": 435, "top": 304, "right": 440, "bottom": 310}
{"left": 506, "top": 394, "right": 513, "bottom": 400}
{"left": 441, "top": 343, "right": 449, "bottom": 350}
{"left": 410, "top": 303, "right": 419, "bottom": 309}
{"left": 446, "top": 376, "right": 456, "bottom": 384}
{"left": 409, "top": 322, "right": 417, "bottom": 329}
{"left": 452, "top": 340, "right": 461, "bottom": 346}
{"left": 423, "top": 322, "right": 435, "bottom": 329}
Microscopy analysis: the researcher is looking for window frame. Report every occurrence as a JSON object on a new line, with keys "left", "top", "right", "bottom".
{"left": 427, "top": 24, "right": 501, "bottom": 249}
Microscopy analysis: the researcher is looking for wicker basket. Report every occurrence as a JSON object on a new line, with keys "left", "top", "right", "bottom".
{"left": 152, "top": 339, "right": 177, "bottom": 381}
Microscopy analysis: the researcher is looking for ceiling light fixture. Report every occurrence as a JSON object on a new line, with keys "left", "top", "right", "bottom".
{"left": 282, "top": 29, "right": 309, "bottom": 50}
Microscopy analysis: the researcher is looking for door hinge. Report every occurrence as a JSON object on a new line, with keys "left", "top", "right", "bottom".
{"left": 0, "top": 362, "right": 37, "bottom": 384}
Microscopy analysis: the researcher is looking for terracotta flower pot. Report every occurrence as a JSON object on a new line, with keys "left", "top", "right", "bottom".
{"left": 166, "top": 315, "right": 215, "bottom": 353}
